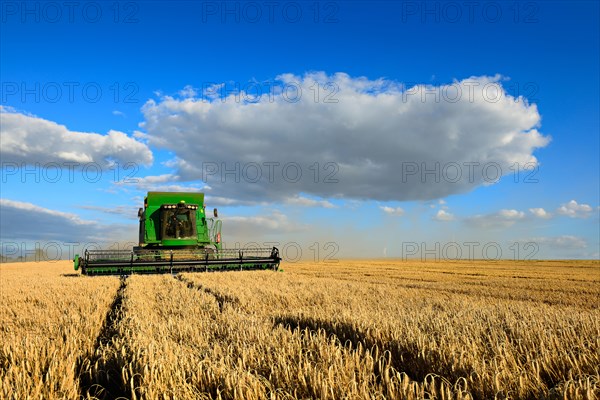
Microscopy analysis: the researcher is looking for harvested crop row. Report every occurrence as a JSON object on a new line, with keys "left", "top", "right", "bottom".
{"left": 0, "top": 262, "right": 120, "bottom": 399}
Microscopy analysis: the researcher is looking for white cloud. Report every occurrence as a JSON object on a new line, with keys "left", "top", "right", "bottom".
{"left": 0, "top": 107, "right": 152, "bottom": 166}
{"left": 465, "top": 208, "right": 525, "bottom": 229}
{"left": 139, "top": 73, "right": 549, "bottom": 203}
{"left": 285, "top": 195, "right": 336, "bottom": 208}
{"left": 497, "top": 209, "right": 525, "bottom": 219}
{"left": 433, "top": 209, "right": 455, "bottom": 221}
{"left": 223, "top": 211, "right": 306, "bottom": 237}
{"left": 379, "top": 206, "right": 404, "bottom": 216}
{"left": 112, "top": 174, "right": 260, "bottom": 206}
{"left": 113, "top": 174, "right": 209, "bottom": 193}
{"left": 79, "top": 204, "right": 139, "bottom": 220}
{"left": 0, "top": 199, "right": 94, "bottom": 226}
{"left": 556, "top": 200, "right": 594, "bottom": 218}
{"left": 178, "top": 85, "right": 198, "bottom": 98}
{"left": 529, "top": 207, "right": 552, "bottom": 219}
{"left": 527, "top": 235, "right": 587, "bottom": 249}
{"left": 204, "top": 196, "right": 261, "bottom": 207}
{"left": 0, "top": 199, "right": 135, "bottom": 243}
{"left": 133, "top": 174, "right": 178, "bottom": 184}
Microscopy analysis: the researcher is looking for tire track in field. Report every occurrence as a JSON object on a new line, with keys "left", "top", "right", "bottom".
{"left": 174, "top": 274, "right": 240, "bottom": 312}
{"left": 78, "top": 276, "right": 133, "bottom": 400}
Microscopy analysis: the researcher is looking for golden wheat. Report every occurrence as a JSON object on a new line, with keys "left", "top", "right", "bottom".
{"left": 0, "top": 262, "right": 120, "bottom": 399}
{"left": 1, "top": 259, "right": 598, "bottom": 399}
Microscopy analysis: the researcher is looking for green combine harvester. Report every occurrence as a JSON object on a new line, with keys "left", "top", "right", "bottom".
{"left": 74, "top": 192, "right": 281, "bottom": 275}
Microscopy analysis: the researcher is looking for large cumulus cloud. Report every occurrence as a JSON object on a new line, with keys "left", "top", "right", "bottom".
{"left": 139, "top": 73, "right": 549, "bottom": 202}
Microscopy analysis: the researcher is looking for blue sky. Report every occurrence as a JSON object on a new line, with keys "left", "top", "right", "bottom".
{"left": 1, "top": 1, "right": 598, "bottom": 260}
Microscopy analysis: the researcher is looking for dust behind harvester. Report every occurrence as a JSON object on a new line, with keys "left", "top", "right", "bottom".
{"left": 73, "top": 192, "right": 281, "bottom": 275}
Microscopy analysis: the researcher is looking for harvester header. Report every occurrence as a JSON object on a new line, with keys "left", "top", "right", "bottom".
{"left": 74, "top": 192, "right": 281, "bottom": 275}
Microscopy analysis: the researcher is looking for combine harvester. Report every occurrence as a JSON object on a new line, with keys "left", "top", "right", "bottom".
{"left": 74, "top": 192, "right": 281, "bottom": 275}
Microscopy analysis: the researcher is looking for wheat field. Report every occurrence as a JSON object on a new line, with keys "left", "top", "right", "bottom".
{"left": 1, "top": 259, "right": 598, "bottom": 399}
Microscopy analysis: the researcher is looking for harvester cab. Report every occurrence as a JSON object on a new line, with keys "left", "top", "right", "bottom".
{"left": 74, "top": 192, "right": 281, "bottom": 275}
{"left": 162, "top": 201, "right": 195, "bottom": 241}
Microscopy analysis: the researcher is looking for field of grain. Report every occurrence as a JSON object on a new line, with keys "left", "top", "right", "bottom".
{"left": 1, "top": 259, "right": 598, "bottom": 399}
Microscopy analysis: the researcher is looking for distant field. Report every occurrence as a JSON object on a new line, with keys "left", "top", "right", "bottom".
{"left": 1, "top": 259, "right": 598, "bottom": 399}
